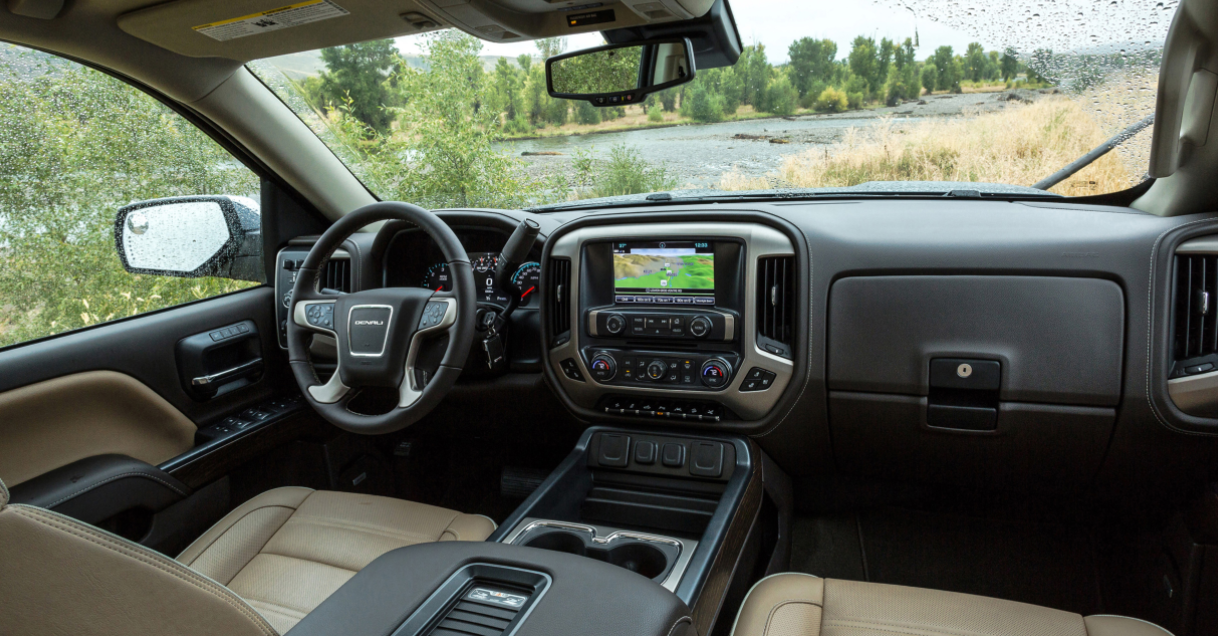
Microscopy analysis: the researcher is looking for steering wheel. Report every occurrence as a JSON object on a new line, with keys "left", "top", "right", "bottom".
{"left": 287, "top": 202, "right": 476, "bottom": 434}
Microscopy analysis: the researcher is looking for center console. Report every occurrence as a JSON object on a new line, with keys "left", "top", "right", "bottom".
{"left": 545, "top": 223, "right": 798, "bottom": 423}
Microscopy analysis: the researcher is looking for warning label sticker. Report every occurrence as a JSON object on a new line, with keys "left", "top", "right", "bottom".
{"left": 193, "top": 0, "right": 349, "bottom": 42}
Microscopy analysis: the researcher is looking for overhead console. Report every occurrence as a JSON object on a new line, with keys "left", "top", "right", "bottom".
{"left": 543, "top": 221, "right": 801, "bottom": 425}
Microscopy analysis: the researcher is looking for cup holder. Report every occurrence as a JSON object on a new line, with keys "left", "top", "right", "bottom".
{"left": 519, "top": 526, "right": 680, "bottom": 583}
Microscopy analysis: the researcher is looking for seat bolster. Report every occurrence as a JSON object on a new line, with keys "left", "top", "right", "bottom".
{"left": 1085, "top": 616, "right": 1174, "bottom": 636}
{"left": 731, "top": 573, "right": 825, "bottom": 636}
{"left": 178, "top": 486, "right": 314, "bottom": 576}
{"left": 440, "top": 512, "right": 497, "bottom": 542}
{"left": 0, "top": 475, "right": 9, "bottom": 507}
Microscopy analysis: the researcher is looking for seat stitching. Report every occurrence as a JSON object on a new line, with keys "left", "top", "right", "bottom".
{"left": 13, "top": 505, "right": 277, "bottom": 636}
{"left": 44, "top": 472, "right": 187, "bottom": 509}
{"left": 180, "top": 505, "right": 299, "bottom": 567}
{"left": 824, "top": 618, "right": 1004, "bottom": 636}
{"left": 247, "top": 600, "right": 308, "bottom": 620}
{"left": 666, "top": 615, "right": 692, "bottom": 636}
{"left": 285, "top": 515, "right": 450, "bottom": 542}
{"left": 762, "top": 601, "right": 824, "bottom": 636}
{"left": 823, "top": 621, "right": 972, "bottom": 636}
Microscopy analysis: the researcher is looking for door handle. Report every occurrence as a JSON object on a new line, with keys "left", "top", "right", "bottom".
{"left": 192, "top": 358, "right": 263, "bottom": 387}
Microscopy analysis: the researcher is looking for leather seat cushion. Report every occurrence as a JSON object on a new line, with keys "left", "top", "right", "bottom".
{"left": 732, "top": 573, "right": 1173, "bottom": 636}
{"left": 177, "top": 487, "right": 495, "bottom": 633}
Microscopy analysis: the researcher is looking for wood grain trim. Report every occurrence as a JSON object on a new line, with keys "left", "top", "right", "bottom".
{"left": 0, "top": 371, "right": 197, "bottom": 486}
{"left": 691, "top": 440, "right": 764, "bottom": 636}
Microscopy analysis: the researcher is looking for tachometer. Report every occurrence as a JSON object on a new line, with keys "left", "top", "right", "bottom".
{"left": 511, "top": 262, "right": 541, "bottom": 304}
{"left": 422, "top": 262, "right": 451, "bottom": 291}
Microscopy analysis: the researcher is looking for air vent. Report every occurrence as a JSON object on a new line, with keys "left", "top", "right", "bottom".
{"left": 427, "top": 597, "right": 522, "bottom": 636}
{"left": 549, "top": 258, "right": 571, "bottom": 343}
{"left": 322, "top": 257, "right": 351, "bottom": 293}
{"left": 756, "top": 256, "right": 795, "bottom": 358}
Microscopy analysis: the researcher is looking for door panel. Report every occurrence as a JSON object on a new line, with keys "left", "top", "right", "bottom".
{"left": 0, "top": 371, "right": 196, "bottom": 486}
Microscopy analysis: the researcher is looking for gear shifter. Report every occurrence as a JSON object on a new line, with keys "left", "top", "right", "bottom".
{"left": 494, "top": 218, "right": 541, "bottom": 322}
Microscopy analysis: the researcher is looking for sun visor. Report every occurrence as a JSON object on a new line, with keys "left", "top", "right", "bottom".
{"left": 117, "top": 0, "right": 446, "bottom": 60}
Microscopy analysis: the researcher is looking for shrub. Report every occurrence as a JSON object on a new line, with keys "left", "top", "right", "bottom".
{"left": 659, "top": 88, "right": 678, "bottom": 112}
{"left": 575, "top": 100, "right": 602, "bottom": 124}
{"left": 544, "top": 99, "right": 568, "bottom": 125}
{"left": 921, "top": 63, "right": 938, "bottom": 94}
{"left": 814, "top": 87, "right": 848, "bottom": 113}
{"left": 847, "top": 92, "right": 864, "bottom": 109}
{"left": 800, "top": 80, "right": 827, "bottom": 109}
{"left": 648, "top": 106, "right": 664, "bottom": 122}
{"left": 764, "top": 76, "right": 799, "bottom": 116}
{"left": 588, "top": 144, "right": 677, "bottom": 198}
{"left": 680, "top": 82, "right": 725, "bottom": 122}
{"left": 504, "top": 113, "right": 533, "bottom": 135}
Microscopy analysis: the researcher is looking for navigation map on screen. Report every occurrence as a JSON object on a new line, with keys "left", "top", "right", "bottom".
{"left": 612, "top": 241, "right": 713, "bottom": 302}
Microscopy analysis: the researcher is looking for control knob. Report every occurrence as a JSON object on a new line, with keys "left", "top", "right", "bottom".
{"left": 589, "top": 353, "right": 617, "bottom": 382}
{"left": 604, "top": 313, "right": 626, "bottom": 335}
{"left": 646, "top": 359, "right": 667, "bottom": 380}
{"left": 700, "top": 358, "right": 732, "bottom": 388}
{"left": 689, "top": 315, "right": 712, "bottom": 338}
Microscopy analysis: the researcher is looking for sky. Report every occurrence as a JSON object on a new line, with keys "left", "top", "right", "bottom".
{"left": 394, "top": 0, "right": 1175, "bottom": 63}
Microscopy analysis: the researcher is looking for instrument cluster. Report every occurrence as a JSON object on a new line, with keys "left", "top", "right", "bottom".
{"left": 382, "top": 229, "right": 541, "bottom": 308}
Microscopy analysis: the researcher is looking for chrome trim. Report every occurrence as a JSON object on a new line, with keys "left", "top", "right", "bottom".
{"left": 1176, "top": 236, "right": 1218, "bottom": 254}
{"left": 347, "top": 304, "right": 394, "bottom": 358}
{"left": 1168, "top": 369, "right": 1218, "bottom": 417}
{"left": 548, "top": 223, "right": 795, "bottom": 420}
{"left": 399, "top": 296, "right": 458, "bottom": 408}
{"left": 589, "top": 309, "right": 601, "bottom": 337}
{"left": 500, "top": 517, "right": 696, "bottom": 593}
{"left": 191, "top": 358, "right": 262, "bottom": 386}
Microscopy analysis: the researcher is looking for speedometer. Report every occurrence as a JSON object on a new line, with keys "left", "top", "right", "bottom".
{"left": 511, "top": 262, "right": 541, "bottom": 305}
{"left": 422, "top": 262, "right": 451, "bottom": 291}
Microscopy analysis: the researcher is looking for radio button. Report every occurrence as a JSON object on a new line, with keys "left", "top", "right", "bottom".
{"left": 590, "top": 354, "right": 617, "bottom": 382}
{"left": 605, "top": 314, "right": 626, "bottom": 335}
{"left": 689, "top": 316, "right": 712, "bottom": 338}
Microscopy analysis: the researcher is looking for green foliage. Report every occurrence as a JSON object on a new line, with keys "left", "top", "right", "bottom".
{"left": 589, "top": 145, "right": 677, "bottom": 199}
{"left": 847, "top": 91, "right": 864, "bottom": 109}
{"left": 316, "top": 39, "right": 400, "bottom": 135}
{"left": 0, "top": 51, "right": 258, "bottom": 348}
{"left": 848, "top": 36, "right": 879, "bottom": 96}
{"left": 738, "top": 44, "right": 772, "bottom": 107}
{"left": 1001, "top": 48, "right": 1020, "bottom": 81}
{"left": 931, "top": 46, "right": 962, "bottom": 92}
{"left": 788, "top": 37, "right": 837, "bottom": 97}
{"left": 921, "top": 63, "right": 939, "bottom": 93}
{"left": 814, "top": 86, "right": 848, "bottom": 113}
{"left": 550, "top": 46, "right": 642, "bottom": 95}
{"left": 764, "top": 75, "right": 798, "bottom": 116}
{"left": 658, "top": 88, "right": 678, "bottom": 112}
{"left": 575, "top": 100, "right": 602, "bottom": 124}
{"left": 965, "top": 42, "right": 987, "bottom": 83}
{"left": 680, "top": 81, "right": 725, "bottom": 122}
{"left": 648, "top": 105, "right": 664, "bottom": 122}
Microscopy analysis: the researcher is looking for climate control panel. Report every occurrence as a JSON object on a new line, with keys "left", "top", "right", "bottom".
{"left": 581, "top": 349, "right": 740, "bottom": 391}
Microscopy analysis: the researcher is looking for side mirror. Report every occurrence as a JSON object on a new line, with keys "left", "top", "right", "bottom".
{"left": 115, "top": 195, "right": 262, "bottom": 282}
{"left": 546, "top": 38, "right": 696, "bottom": 106}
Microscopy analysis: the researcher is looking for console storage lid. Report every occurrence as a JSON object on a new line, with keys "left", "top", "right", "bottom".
{"left": 284, "top": 541, "right": 695, "bottom": 636}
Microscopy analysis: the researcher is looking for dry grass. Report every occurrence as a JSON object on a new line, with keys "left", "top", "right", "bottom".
{"left": 741, "top": 97, "right": 1139, "bottom": 196}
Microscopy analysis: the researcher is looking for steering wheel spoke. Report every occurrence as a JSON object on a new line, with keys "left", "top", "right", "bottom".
{"left": 399, "top": 295, "right": 458, "bottom": 408}
{"left": 293, "top": 299, "right": 338, "bottom": 336}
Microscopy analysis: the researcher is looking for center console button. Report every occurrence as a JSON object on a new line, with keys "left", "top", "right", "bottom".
{"left": 690, "top": 441, "right": 724, "bottom": 477}
{"left": 689, "top": 316, "right": 712, "bottom": 337}
{"left": 597, "top": 434, "right": 630, "bottom": 468}
{"left": 647, "top": 359, "right": 667, "bottom": 380}
{"left": 661, "top": 443, "right": 686, "bottom": 467}
{"left": 634, "top": 441, "right": 656, "bottom": 465}
{"left": 589, "top": 354, "right": 617, "bottom": 382}
{"left": 604, "top": 314, "right": 626, "bottom": 335}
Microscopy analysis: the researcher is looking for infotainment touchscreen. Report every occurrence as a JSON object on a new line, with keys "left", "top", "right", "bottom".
{"left": 612, "top": 240, "right": 714, "bottom": 304}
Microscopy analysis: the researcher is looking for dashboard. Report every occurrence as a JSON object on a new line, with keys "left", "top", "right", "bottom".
{"left": 382, "top": 227, "right": 542, "bottom": 308}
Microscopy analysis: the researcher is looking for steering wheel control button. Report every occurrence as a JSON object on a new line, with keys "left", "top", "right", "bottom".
{"left": 740, "top": 367, "right": 777, "bottom": 392}
{"left": 589, "top": 353, "right": 617, "bottom": 381}
{"left": 604, "top": 313, "right": 626, "bottom": 335}
{"left": 559, "top": 358, "right": 585, "bottom": 382}
{"left": 689, "top": 441, "right": 725, "bottom": 478}
{"left": 634, "top": 441, "right": 657, "bottom": 465}
{"left": 661, "top": 443, "right": 686, "bottom": 468}
{"left": 700, "top": 358, "right": 732, "bottom": 388}
{"left": 689, "top": 315, "right": 712, "bottom": 338}
{"left": 418, "top": 301, "right": 449, "bottom": 329}
{"left": 305, "top": 303, "right": 334, "bottom": 330}
{"left": 597, "top": 434, "right": 630, "bottom": 468}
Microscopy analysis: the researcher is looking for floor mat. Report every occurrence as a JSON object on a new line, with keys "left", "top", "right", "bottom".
{"left": 790, "top": 507, "right": 1102, "bottom": 616}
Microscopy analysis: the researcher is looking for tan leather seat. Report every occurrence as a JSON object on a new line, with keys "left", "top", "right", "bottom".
{"left": 732, "top": 573, "right": 1173, "bottom": 636}
{"left": 0, "top": 478, "right": 494, "bottom": 635}
{"left": 177, "top": 486, "right": 496, "bottom": 632}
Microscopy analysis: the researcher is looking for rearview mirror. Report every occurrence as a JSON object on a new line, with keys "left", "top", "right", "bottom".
{"left": 115, "top": 195, "right": 262, "bottom": 282}
{"left": 546, "top": 38, "right": 695, "bottom": 106}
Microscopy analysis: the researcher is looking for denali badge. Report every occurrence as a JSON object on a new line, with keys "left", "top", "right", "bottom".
{"left": 353, "top": 320, "right": 384, "bottom": 326}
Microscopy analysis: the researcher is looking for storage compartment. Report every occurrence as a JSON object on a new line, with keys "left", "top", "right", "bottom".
{"left": 505, "top": 520, "right": 692, "bottom": 590}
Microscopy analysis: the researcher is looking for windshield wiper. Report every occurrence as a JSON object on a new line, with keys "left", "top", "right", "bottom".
{"left": 1033, "top": 114, "right": 1155, "bottom": 190}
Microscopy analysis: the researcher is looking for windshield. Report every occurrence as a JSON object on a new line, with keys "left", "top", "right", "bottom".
{"left": 249, "top": 0, "right": 1172, "bottom": 208}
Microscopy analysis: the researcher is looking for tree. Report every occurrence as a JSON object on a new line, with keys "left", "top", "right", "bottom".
{"left": 738, "top": 44, "right": 772, "bottom": 107}
{"left": 931, "top": 46, "right": 960, "bottom": 91}
{"left": 489, "top": 56, "right": 524, "bottom": 122}
{"left": 848, "top": 36, "right": 879, "bottom": 95}
{"left": 878, "top": 38, "right": 896, "bottom": 85}
{"left": 764, "top": 75, "right": 799, "bottom": 116}
{"left": 964, "top": 42, "right": 987, "bottom": 82}
{"left": 317, "top": 39, "right": 400, "bottom": 134}
{"left": 535, "top": 37, "right": 567, "bottom": 60}
{"left": 921, "top": 63, "right": 938, "bottom": 94}
{"left": 894, "top": 38, "right": 916, "bottom": 70}
{"left": 788, "top": 37, "right": 837, "bottom": 97}
{"left": 680, "top": 81, "right": 725, "bottom": 122}
{"left": 1000, "top": 48, "right": 1020, "bottom": 81}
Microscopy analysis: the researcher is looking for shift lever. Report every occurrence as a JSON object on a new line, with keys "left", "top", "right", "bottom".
{"left": 494, "top": 218, "right": 541, "bottom": 321}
